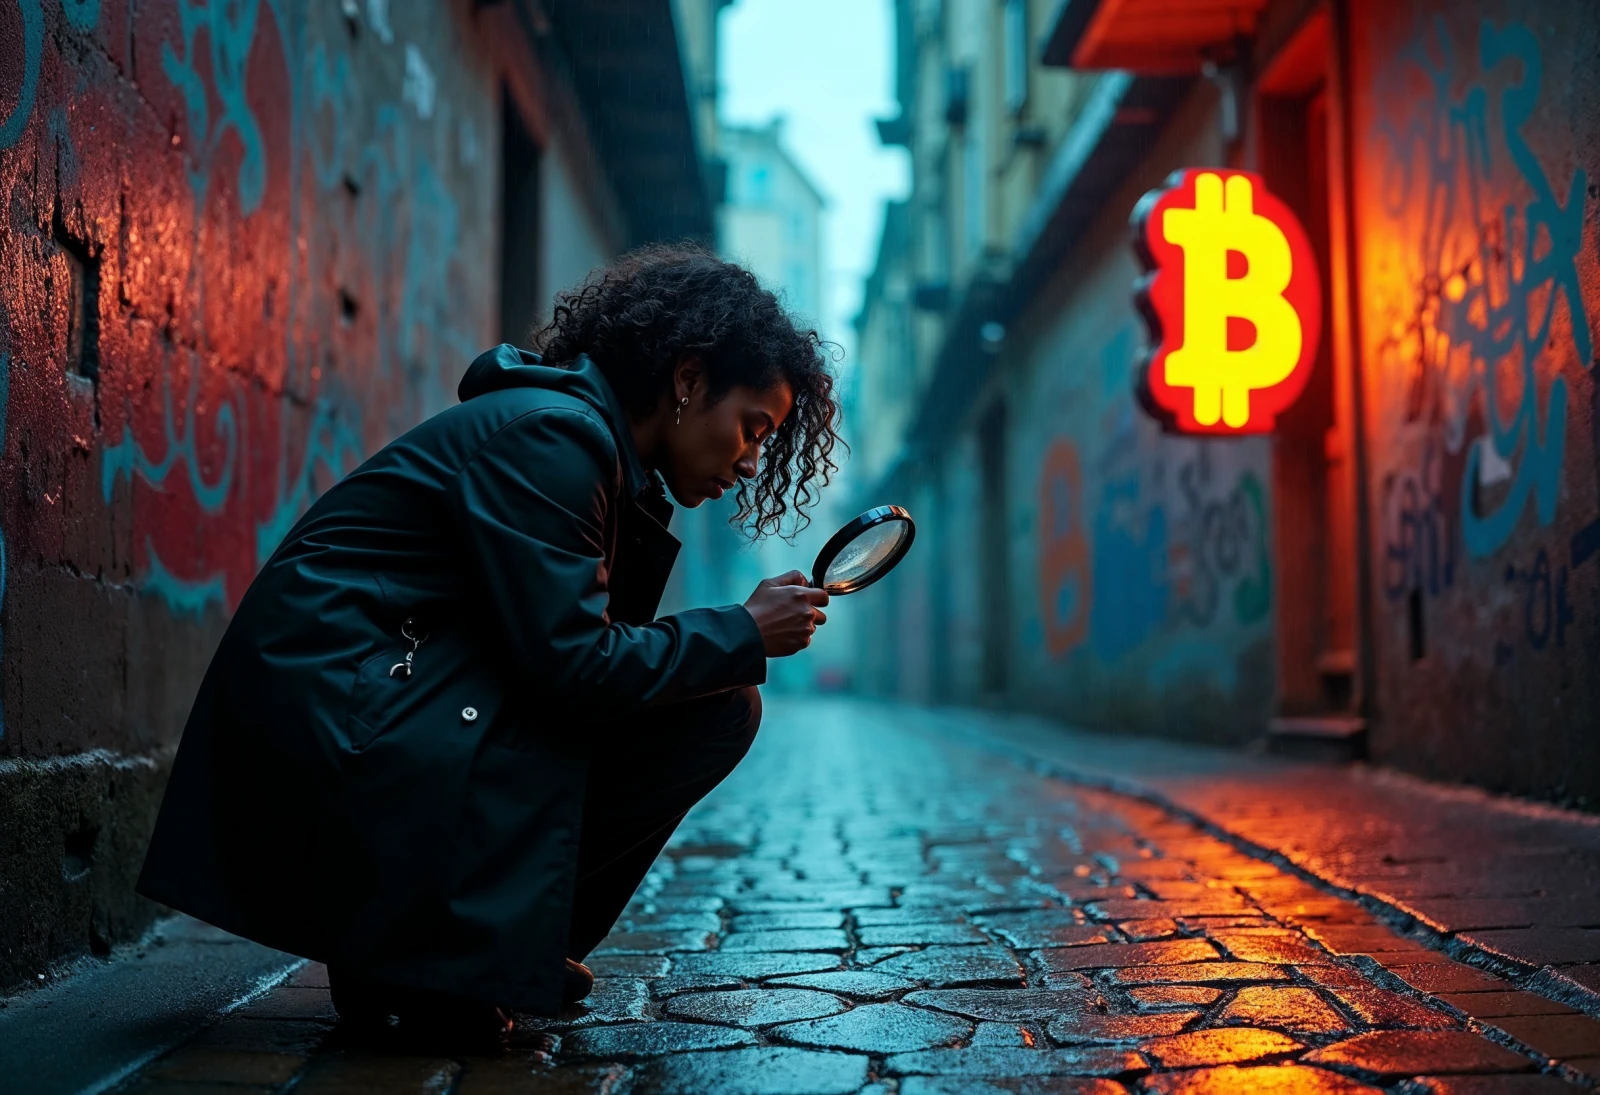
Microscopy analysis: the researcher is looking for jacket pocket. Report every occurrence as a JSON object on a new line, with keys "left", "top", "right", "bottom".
{"left": 345, "top": 646, "right": 407, "bottom": 751}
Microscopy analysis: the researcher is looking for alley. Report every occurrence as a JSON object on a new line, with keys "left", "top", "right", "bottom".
{"left": 94, "top": 700, "right": 1594, "bottom": 1094}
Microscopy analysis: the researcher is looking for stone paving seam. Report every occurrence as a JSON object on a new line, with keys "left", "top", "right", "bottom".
{"left": 75, "top": 957, "right": 312, "bottom": 1095}
{"left": 944, "top": 728, "right": 1600, "bottom": 1089}
{"left": 958, "top": 722, "right": 1600, "bottom": 1026}
{"left": 1323, "top": 964, "right": 1600, "bottom": 1090}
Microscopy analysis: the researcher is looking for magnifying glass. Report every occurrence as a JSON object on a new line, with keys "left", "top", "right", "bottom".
{"left": 811, "top": 505, "right": 917, "bottom": 595}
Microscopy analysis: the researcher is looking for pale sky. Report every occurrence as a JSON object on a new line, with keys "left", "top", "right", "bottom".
{"left": 719, "top": 0, "right": 911, "bottom": 357}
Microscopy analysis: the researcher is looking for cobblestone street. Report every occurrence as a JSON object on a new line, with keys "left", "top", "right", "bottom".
{"left": 83, "top": 701, "right": 1600, "bottom": 1092}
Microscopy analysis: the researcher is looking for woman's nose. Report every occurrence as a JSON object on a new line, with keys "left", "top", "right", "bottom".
{"left": 735, "top": 451, "right": 758, "bottom": 479}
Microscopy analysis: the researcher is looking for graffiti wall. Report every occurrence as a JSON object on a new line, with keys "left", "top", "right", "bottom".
{"left": 1353, "top": 0, "right": 1600, "bottom": 800}
{"left": 1008, "top": 295, "right": 1275, "bottom": 739}
{"left": 0, "top": 0, "right": 609, "bottom": 984}
{"left": 994, "top": 90, "right": 1275, "bottom": 742}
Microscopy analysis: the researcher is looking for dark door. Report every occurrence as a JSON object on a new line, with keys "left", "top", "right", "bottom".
{"left": 978, "top": 399, "right": 1011, "bottom": 696}
{"left": 1258, "top": 22, "right": 1363, "bottom": 732}
{"left": 499, "top": 87, "right": 542, "bottom": 346}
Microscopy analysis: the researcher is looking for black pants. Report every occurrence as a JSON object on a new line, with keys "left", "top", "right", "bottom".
{"left": 329, "top": 686, "right": 760, "bottom": 1020}
{"left": 566, "top": 684, "right": 762, "bottom": 960}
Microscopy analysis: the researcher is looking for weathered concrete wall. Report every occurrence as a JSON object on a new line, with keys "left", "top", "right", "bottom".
{"left": 542, "top": 133, "right": 614, "bottom": 304}
{"left": 1351, "top": 0, "right": 1600, "bottom": 802}
{"left": 0, "top": 0, "right": 610, "bottom": 986}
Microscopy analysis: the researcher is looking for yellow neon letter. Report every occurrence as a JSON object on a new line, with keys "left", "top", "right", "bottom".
{"left": 1161, "top": 173, "right": 1302, "bottom": 428}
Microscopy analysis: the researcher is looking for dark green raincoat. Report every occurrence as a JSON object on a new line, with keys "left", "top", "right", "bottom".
{"left": 137, "top": 346, "right": 767, "bottom": 1015}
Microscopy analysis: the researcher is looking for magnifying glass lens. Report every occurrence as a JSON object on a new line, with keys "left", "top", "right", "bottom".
{"left": 823, "top": 520, "right": 911, "bottom": 591}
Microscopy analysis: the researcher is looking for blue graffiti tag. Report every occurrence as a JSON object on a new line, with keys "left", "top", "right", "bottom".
{"left": 101, "top": 353, "right": 238, "bottom": 513}
{"left": 162, "top": 0, "right": 268, "bottom": 214}
{"left": 60, "top": 0, "right": 97, "bottom": 31}
{"left": 1371, "top": 18, "right": 1592, "bottom": 560}
{"left": 255, "top": 398, "right": 364, "bottom": 565}
{"left": 0, "top": 0, "right": 44, "bottom": 151}
{"left": 308, "top": 90, "right": 478, "bottom": 397}
{"left": 142, "top": 539, "right": 226, "bottom": 617}
{"left": 0, "top": 0, "right": 101, "bottom": 149}
{"left": 1090, "top": 475, "right": 1169, "bottom": 660}
{"left": 1380, "top": 441, "right": 1457, "bottom": 601}
{"left": 1460, "top": 23, "right": 1589, "bottom": 558}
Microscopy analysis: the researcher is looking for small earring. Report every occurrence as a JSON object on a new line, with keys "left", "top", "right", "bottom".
{"left": 675, "top": 395, "right": 689, "bottom": 427}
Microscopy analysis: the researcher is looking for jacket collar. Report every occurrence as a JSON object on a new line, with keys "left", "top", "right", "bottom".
{"left": 575, "top": 354, "right": 657, "bottom": 507}
{"left": 459, "top": 345, "right": 661, "bottom": 508}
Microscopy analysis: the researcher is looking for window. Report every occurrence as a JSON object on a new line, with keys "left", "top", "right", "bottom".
{"left": 925, "top": 188, "right": 950, "bottom": 284}
{"left": 786, "top": 264, "right": 808, "bottom": 313}
{"left": 746, "top": 163, "right": 772, "bottom": 205}
{"left": 963, "top": 131, "right": 983, "bottom": 259}
{"left": 1003, "top": 0, "right": 1028, "bottom": 113}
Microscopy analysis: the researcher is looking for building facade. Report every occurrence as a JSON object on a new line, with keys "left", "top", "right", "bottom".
{"left": 852, "top": 0, "right": 1600, "bottom": 803}
{"left": 0, "top": 0, "right": 716, "bottom": 988}
{"left": 666, "top": 116, "right": 848, "bottom": 692}
{"left": 719, "top": 121, "right": 827, "bottom": 328}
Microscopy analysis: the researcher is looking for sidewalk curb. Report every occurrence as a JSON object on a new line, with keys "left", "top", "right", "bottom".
{"left": 959, "top": 722, "right": 1600, "bottom": 1023}
{"left": 0, "top": 915, "right": 303, "bottom": 1095}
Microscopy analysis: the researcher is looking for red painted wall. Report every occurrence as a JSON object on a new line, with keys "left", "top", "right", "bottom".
{"left": 0, "top": 0, "right": 500, "bottom": 981}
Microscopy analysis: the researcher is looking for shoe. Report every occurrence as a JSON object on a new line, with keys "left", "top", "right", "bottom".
{"left": 563, "top": 958, "right": 594, "bottom": 1004}
{"left": 399, "top": 1000, "right": 514, "bottom": 1054}
{"left": 327, "top": 965, "right": 395, "bottom": 1032}
{"left": 328, "top": 964, "right": 512, "bottom": 1052}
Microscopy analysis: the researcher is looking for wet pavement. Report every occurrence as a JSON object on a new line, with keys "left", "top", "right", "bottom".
{"left": 73, "top": 700, "right": 1600, "bottom": 1091}
{"left": 967, "top": 706, "right": 1600, "bottom": 1005}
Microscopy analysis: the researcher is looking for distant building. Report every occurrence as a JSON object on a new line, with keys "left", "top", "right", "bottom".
{"left": 850, "top": 201, "right": 915, "bottom": 695}
{"left": 665, "top": 119, "right": 838, "bottom": 691}
{"left": 719, "top": 121, "right": 828, "bottom": 328}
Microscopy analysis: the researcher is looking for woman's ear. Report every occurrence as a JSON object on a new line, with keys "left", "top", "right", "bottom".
{"left": 674, "top": 355, "right": 705, "bottom": 403}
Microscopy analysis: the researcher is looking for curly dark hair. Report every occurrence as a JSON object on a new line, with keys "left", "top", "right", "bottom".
{"left": 531, "top": 242, "right": 842, "bottom": 540}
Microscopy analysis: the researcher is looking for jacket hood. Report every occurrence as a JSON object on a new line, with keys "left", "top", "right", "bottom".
{"left": 458, "top": 344, "right": 654, "bottom": 501}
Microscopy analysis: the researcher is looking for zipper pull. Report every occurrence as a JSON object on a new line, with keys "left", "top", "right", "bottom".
{"left": 388, "top": 617, "right": 428, "bottom": 679}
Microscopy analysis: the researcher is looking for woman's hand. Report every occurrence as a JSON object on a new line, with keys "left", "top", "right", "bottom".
{"left": 743, "top": 571, "right": 829, "bottom": 657}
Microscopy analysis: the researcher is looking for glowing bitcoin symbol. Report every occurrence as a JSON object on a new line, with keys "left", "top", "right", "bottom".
{"left": 1161, "top": 173, "right": 1303, "bottom": 429}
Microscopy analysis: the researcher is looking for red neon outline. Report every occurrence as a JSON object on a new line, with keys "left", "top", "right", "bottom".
{"left": 1131, "top": 168, "right": 1322, "bottom": 436}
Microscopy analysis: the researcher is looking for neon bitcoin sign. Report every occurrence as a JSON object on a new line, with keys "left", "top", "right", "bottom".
{"left": 1132, "top": 169, "right": 1321, "bottom": 435}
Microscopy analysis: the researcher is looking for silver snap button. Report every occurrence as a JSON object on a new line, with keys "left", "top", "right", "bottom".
{"left": 461, "top": 706, "right": 478, "bottom": 723}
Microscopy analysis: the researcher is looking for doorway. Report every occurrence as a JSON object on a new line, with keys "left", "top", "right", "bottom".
{"left": 977, "top": 398, "right": 1011, "bottom": 697}
{"left": 499, "top": 86, "right": 542, "bottom": 346}
{"left": 1256, "top": 12, "right": 1365, "bottom": 748}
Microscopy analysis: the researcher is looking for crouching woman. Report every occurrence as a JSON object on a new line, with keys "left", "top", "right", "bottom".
{"left": 137, "top": 244, "right": 839, "bottom": 1047}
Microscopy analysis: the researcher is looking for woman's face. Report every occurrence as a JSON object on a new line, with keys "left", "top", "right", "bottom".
{"left": 663, "top": 376, "right": 795, "bottom": 508}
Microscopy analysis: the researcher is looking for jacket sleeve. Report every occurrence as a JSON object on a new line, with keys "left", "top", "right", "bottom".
{"left": 448, "top": 406, "right": 767, "bottom": 717}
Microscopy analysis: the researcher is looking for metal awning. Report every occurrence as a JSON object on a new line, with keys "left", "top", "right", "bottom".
{"left": 537, "top": 0, "right": 716, "bottom": 244}
{"left": 1042, "top": 0, "right": 1269, "bottom": 73}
